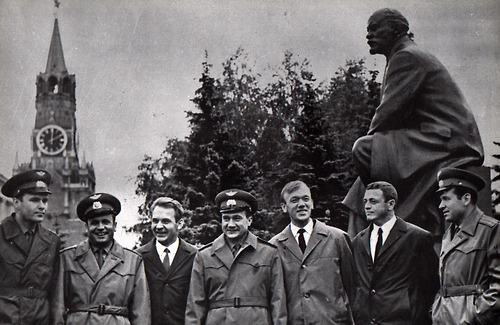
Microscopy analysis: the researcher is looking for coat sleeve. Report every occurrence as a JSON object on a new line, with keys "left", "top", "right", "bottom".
{"left": 368, "top": 51, "right": 426, "bottom": 134}
{"left": 269, "top": 249, "right": 287, "bottom": 325}
{"left": 185, "top": 252, "right": 208, "bottom": 325}
{"left": 48, "top": 239, "right": 61, "bottom": 325}
{"left": 417, "top": 231, "right": 440, "bottom": 317}
{"left": 338, "top": 232, "right": 358, "bottom": 314}
{"left": 129, "top": 257, "right": 151, "bottom": 325}
{"left": 50, "top": 251, "right": 66, "bottom": 325}
{"left": 475, "top": 223, "right": 500, "bottom": 324}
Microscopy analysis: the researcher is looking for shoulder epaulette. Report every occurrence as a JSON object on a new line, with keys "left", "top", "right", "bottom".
{"left": 60, "top": 244, "right": 78, "bottom": 253}
{"left": 479, "top": 215, "right": 499, "bottom": 228}
{"left": 198, "top": 242, "right": 213, "bottom": 251}
{"left": 123, "top": 247, "right": 142, "bottom": 257}
{"left": 257, "top": 237, "right": 277, "bottom": 248}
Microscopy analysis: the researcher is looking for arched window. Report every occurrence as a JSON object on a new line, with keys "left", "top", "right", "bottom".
{"left": 48, "top": 76, "right": 58, "bottom": 93}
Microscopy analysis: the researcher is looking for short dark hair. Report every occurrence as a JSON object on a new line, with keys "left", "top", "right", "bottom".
{"left": 450, "top": 187, "right": 478, "bottom": 205}
{"left": 366, "top": 181, "right": 398, "bottom": 205}
{"left": 150, "top": 198, "right": 183, "bottom": 222}
{"left": 280, "top": 181, "right": 310, "bottom": 203}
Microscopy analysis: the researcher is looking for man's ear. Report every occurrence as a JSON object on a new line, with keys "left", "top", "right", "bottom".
{"left": 247, "top": 216, "right": 252, "bottom": 226}
{"left": 281, "top": 203, "right": 287, "bottom": 213}
{"left": 462, "top": 193, "right": 472, "bottom": 206}
{"left": 387, "top": 199, "right": 396, "bottom": 211}
{"left": 177, "top": 218, "right": 185, "bottom": 230}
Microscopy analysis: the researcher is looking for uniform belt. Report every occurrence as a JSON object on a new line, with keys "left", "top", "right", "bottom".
{"left": 69, "top": 304, "right": 129, "bottom": 316}
{"left": 0, "top": 286, "right": 46, "bottom": 298}
{"left": 440, "top": 284, "right": 486, "bottom": 297}
{"left": 209, "top": 297, "right": 269, "bottom": 309}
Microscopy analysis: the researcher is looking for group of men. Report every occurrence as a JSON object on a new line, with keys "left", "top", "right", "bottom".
{"left": 1, "top": 7, "right": 498, "bottom": 325}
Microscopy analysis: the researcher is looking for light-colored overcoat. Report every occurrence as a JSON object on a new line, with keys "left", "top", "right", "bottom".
{"left": 185, "top": 232, "right": 287, "bottom": 325}
{"left": 432, "top": 207, "right": 500, "bottom": 324}
{"left": 51, "top": 239, "right": 150, "bottom": 325}
{"left": 270, "top": 220, "right": 356, "bottom": 324}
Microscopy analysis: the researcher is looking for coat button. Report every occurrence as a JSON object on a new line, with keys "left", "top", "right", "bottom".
{"left": 371, "top": 318, "right": 377, "bottom": 324}
{"left": 370, "top": 289, "right": 376, "bottom": 295}
{"left": 303, "top": 293, "right": 310, "bottom": 298}
{"left": 301, "top": 264, "right": 307, "bottom": 268}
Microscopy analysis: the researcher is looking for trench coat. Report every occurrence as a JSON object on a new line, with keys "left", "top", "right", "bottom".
{"left": 270, "top": 220, "right": 357, "bottom": 324}
{"left": 51, "top": 239, "right": 151, "bottom": 325}
{"left": 185, "top": 232, "right": 287, "bottom": 325}
{"left": 344, "top": 36, "right": 484, "bottom": 236}
{"left": 352, "top": 217, "right": 439, "bottom": 325}
{"left": 136, "top": 238, "right": 197, "bottom": 325}
{"left": 432, "top": 207, "right": 500, "bottom": 324}
{"left": 0, "top": 215, "right": 60, "bottom": 325}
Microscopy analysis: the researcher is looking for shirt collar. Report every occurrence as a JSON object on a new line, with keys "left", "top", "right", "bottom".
{"left": 92, "top": 241, "right": 114, "bottom": 254}
{"left": 156, "top": 237, "right": 179, "bottom": 255}
{"left": 373, "top": 215, "right": 397, "bottom": 235}
{"left": 290, "top": 218, "right": 314, "bottom": 238}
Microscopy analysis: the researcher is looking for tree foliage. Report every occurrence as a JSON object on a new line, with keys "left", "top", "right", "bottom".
{"left": 135, "top": 49, "right": 380, "bottom": 245}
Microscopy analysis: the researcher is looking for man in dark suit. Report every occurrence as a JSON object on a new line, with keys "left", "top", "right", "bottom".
{"left": 136, "top": 197, "right": 196, "bottom": 325}
{"left": 352, "top": 181, "right": 439, "bottom": 324}
{"left": 344, "top": 8, "right": 484, "bottom": 237}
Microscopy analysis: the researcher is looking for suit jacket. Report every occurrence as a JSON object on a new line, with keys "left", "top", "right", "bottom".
{"left": 344, "top": 36, "right": 484, "bottom": 236}
{"left": 270, "top": 220, "right": 357, "bottom": 324}
{"left": 51, "top": 239, "right": 151, "bottom": 325}
{"left": 0, "top": 215, "right": 60, "bottom": 325}
{"left": 432, "top": 207, "right": 500, "bottom": 325}
{"left": 352, "top": 217, "right": 439, "bottom": 325}
{"left": 136, "top": 238, "right": 197, "bottom": 325}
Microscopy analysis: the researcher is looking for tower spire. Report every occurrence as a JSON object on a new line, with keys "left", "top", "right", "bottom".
{"left": 45, "top": 18, "right": 67, "bottom": 74}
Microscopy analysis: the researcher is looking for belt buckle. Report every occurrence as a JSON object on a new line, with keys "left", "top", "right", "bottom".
{"left": 27, "top": 287, "right": 34, "bottom": 298}
{"left": 234, "top": 297, "right": 241, "bottom": 308}
{"left": 98, "top": 304, "right": 106, "bottom": 315}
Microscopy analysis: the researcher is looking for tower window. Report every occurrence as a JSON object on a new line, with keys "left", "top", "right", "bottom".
{"left": 48, "top": 76, "right": 58, "bottom": 93}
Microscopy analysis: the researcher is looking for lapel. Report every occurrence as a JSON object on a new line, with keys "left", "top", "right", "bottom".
{"left": 75, "top": 240, "right": 100, "bottom": 282}
{"left": 276, "top": 225, "right": 303, "bottom": 262}
{"left": 211, "top": 235, "right": 234, "bottom": 270}
{"left": 359, "top": 225, "right": 373, "bottom": 263}
{"left": 142, "top": 239, "right": 167, "bottom": 277}
{"left": 376, "top": 218, "right": 406, "bottom": 260}
{"left": 95, "top": 241, "right": 124, "bottom": 283}
{"left": 24, "top": 225, "right": 51, "bottom": 267}
{"left": 2, "top": 215, "right": 31, "bottom": 257}
{"left": 303, "top": 220, "right": 327, "bottom": 261}
{"left": 441, "top": 208, "right": 482, "bottom": 260}
{"left": 167, "top": 239, "right": 195, "bottom": 278}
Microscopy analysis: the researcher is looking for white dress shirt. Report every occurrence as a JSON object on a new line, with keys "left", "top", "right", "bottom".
{"left": 156, "top": 237, "right": 179, "bottom": 264}
{"left": 290, "top": 218, "right": 314, "bottom": 247}
{"left": 370, "top": 216, "right": 397, "bottom": 261}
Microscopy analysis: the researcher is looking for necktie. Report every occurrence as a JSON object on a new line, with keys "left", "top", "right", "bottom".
{"left": 97, "top": 249, "right": 104, "bottom": 269}
{"left": 163, "top": 248, "right": 170, "bottom": 272}
{"left": 25, "top": 230, "right": 34, "bottom": 247}
{"left": 298, "top": 229, "right": 306, "bottom": 253}
{"left": 231, "top": 244, "right": 241, "bottom": 257}
{"left": 449, "top": 224, "right": 457, "bottom": 240}
{"left": 375, "top": 228, "right": 383, "bottom": 260}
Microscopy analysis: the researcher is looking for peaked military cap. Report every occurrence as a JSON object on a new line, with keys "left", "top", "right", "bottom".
{"left": 77, "top": 193, "right": 121, "bottom": 222}
{"left": 1, "top": 169, "right": 52, "bottom": 197}
{"left": 215, "top": 189, "right": 258, "bottom": 214}
{"left": 436, "top": 167, "right": 486, "bottom": 193}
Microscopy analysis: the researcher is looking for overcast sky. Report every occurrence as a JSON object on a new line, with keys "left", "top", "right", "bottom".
{"left": 1, "top": 0, "right": 498, "bottom": 229}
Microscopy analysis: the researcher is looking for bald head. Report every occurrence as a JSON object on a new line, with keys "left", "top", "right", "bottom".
{"left": 369, "top": 8, "right": 410, "bottom": 38}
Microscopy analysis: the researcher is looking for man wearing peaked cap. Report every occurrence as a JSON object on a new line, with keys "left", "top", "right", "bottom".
{"left": 432, "top": 168, "right": 500, "bottom": 324}
{"left": 52, "top": 193, "right": 151, "bottom": 325}
{"left": 186, "top": 189, "right": 287, "bottom": 324}
{"left": 0, "top": 169, "right": 61, "bottom": 324}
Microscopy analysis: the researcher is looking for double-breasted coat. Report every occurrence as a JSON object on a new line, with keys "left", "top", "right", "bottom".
{"left": 270, "top": 220, "right": 357, "bottom": 324}
{"left": 344, "top": 36, "right": 484, "bottom": 236}
{"left": 185, "top": 232, "right": 287, "bottom": 325}
{"left": 136, "top": 238, "right": 196, "bottom": 325}
{"left": 51, "top": 239, "right": 150, "bottom": 325}
{"left": 432, "top": 207, "right": 500, "bottom": 324}
{"left": 0, "top": 215, "right": 60, "bottom": 325}
{"left": 352, "top": 217, "right": 439, "bottom": 325}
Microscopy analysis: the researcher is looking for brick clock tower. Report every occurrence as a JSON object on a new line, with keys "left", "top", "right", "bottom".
{"left": 14, "top": 19, "right": 96, "bottom": 247}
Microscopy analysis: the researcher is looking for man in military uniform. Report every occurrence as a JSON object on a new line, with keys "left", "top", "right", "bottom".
{"left": 185, "top": 189, "right": 287, "bottom": 324}
{"left": 0, "top": 169, "right": 60, "bottom": 325}
{"left": 51, "top": 193, "right": 150, "bottom": 325}
{"left": 136, "top": 197, "right": 197, "bottom": 325}
{"left": 432, "top": 168, "right": 499, "bottom": 324}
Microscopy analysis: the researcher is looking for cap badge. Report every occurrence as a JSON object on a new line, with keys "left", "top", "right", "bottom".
{"left": 36, "top": 171, "right": 46, "bottom": 177}
{"left": 93, "top": 201, "right": 103, "bottom": 209}
{"left": 438, "top": 180, "right": 444, "bottom": 187}
{"left": 36, "top": 181, "right": 46, "bottom": 188}
{"left": 90, "top": 194, "right": 102, "bottom": 200}
{"left": 225, "top": 191, "right": 237, "bottom": 196}
{"left": 226, "top": 199, "right": 236, "bottom": 207}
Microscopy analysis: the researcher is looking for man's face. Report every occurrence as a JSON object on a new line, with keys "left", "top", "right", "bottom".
{"left": 363, "top": 189, "right": 394, "bottom": 226}
{"left": 14, "top": 193, "right": 49, "bottom": 226}
{"left": 151, "top": 206, "right": 182, "bottom": 246}
{"left": 221, "top": 210, "right": 251, "bottom": 244}
{"left": 366, "top": 12, "right": 398, "bottom": 56}
{"left": 281, "top": 184, "right": 314, "bottom": 227}
{"left": 86, "top": 214, "right": 116, "bottom": 247}
{"left": 439, "top": 188, "right": 468, "bottom": 224}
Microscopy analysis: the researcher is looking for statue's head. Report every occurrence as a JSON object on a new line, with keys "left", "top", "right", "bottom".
{"left": 366, "top": 8, "right": 411, "bottom": 57}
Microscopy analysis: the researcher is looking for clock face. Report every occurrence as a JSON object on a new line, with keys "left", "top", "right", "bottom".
{"left": 36, "top": 124, "right": 68, "bottom": 155}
